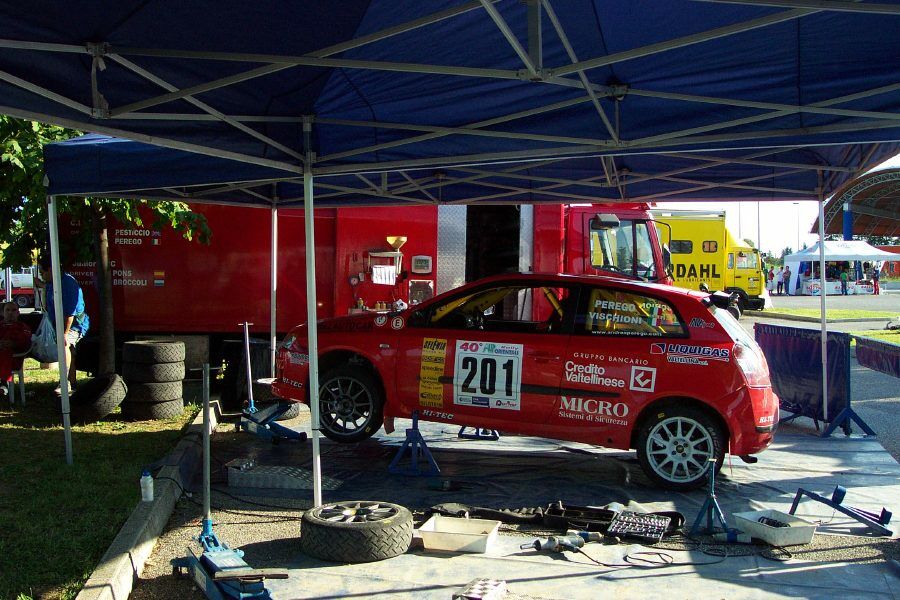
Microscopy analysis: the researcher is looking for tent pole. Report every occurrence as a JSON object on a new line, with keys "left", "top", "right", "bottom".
{"left": 270, "top": 204, "right": 278, "bottom": 376}
{"left": 47, "top": 195, "right": 73, "bottom": 465}
{"left": 817, "top": 183, "right": 828, "bottom": 423}
{"left": 303, "top": 119, "right": 323, "bottom": 507}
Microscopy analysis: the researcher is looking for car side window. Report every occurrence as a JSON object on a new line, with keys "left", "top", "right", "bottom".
{"left": 575, "top": 286, "right": 685, "bottom": 337}
{"left": 425, "top": 284, "right": 573, "bottom": 334}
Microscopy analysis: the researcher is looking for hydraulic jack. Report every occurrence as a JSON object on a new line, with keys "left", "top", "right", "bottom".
{"left": 237, "top": 322, "right": 306, "bottom": 444}
{"left": 789, "top": 486, "right": 893, "bottom": 537}
{"left": 172, "top": 364, "right": 288, "bottom": 599}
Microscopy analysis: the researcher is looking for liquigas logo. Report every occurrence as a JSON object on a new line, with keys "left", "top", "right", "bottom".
{"left": 650, "top": 342, "right": 730, "bottom": 365}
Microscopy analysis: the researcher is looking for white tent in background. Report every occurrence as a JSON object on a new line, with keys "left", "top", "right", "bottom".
{"left": 784, "top": 241, "right": 897, "bottom": 295}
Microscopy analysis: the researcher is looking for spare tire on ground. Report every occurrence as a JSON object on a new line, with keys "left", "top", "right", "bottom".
{"left": 122, "top": 340, "right": 186, "bottom": 364}
{"left": 122, "top": 361, "right": 186, "bottom": 383}
{"left": 70, "top": 374, "right": 128, "bottom": 423}
{"left": 127, "top": 381, "right": 183, "bottom": 403}
{"left": 300, "top": 501, "right": 413, "bottom": 563}
{"left": 121, "top": 398, "right": 184, "bottom": 421}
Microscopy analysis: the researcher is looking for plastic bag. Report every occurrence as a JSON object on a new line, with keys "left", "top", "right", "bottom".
{"left": 31, "top": 313, "right": 58, "bottom": 363}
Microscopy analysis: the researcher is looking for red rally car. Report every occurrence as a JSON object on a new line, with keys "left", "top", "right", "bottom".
{"left": 273, "top": 273, "right": 778, "bottom": 490}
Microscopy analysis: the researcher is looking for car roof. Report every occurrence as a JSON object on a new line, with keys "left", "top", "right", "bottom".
{"left": 445, "top": 272, "right": 704, "bottom": 300}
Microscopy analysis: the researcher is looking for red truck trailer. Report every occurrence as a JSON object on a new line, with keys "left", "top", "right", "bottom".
{"left": 66, "top": 202, "right": 670, "bottom": 372}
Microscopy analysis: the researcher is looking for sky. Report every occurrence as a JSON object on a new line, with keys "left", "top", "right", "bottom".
{"left": 659, "top": 152, "right": 900, "bottom": 258}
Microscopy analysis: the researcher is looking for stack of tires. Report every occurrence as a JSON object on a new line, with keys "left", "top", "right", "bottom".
{"left": 121, "top": 340, "right": 186, "bottom": 420}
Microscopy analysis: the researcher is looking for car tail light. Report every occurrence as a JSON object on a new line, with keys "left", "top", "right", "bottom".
{"left": 733, "top": 341, "right": 771, "bottom": 387}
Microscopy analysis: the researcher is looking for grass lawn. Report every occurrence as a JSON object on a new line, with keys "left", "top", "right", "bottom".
{"left": 766, "top": 308, "right": 898, "bottom": 320}
{"left": 848, "top": 329, "right": 900, "bottom": 345}
{"left": 0, "top": 360, "right": 198, "bottom": 600}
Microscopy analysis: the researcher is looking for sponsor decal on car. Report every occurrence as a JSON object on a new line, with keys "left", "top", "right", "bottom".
{"left": 419, "top": 338, "right": 447, "bottom": 408}
{"left": 454, "top": 340, "right": 523, "bottom": 411}
{"left": 689, "top": 317, "right": 715, "bottom": 329}
{"left": 629, "top": 366, "right": 657, "bottom": 392}
{"left": 374, "top": 316, "right": 387, "bottom": 327}
{"left": 422, "top": 409, "right": 454, "bottom": 420}
{"left": 282, "top": 377, "right": 304, "bottom": 389}
{"left": 289, "top": 352, "right": 309, "bottom": 365}
{"left": 391, "top": 317, "right": 405, "bottom": 330}
{"left": 650, "top": 342, "right": 730, "bottom": 365}
{"left": 564, "top": 361, "right": 626, "bottom": 388}
{"left": 558, "top": 395, "right": 629, "bottom": 426}
{"left": 321, "top": 319, "right": 373, "bottom": 332}
{"left": 571, "top": 352, "right": 649, "bottom": 366}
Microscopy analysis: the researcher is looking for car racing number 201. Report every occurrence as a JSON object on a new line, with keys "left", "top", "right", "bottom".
{"left": 454, "top": 340, "right": 522, "bottom": 410}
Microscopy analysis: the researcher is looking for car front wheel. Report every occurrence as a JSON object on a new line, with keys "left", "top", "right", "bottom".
{"left": 637, "top": 406, "right": 725, "bottom": 490}
{"left": 317, "top": 366, "right": 384, "bottom": 443}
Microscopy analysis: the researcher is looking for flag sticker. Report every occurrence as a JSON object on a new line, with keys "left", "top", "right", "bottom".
{"left": 153, "top": 270, "right": 165, "bottom": 287}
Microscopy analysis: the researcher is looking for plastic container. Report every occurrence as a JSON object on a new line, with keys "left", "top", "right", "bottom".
{"left": 418, "top": 515, "right": 500, "bottom": 553}
{"left": 733, "top": 509, "right": 816, "bottom": 546}
{"left": 140, "top": 470, "right": 154, "bottom": 502}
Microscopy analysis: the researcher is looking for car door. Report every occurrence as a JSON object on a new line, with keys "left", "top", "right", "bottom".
{"left": 393, "top": 282, "right": 574, "bottom": 433}
{"left": 545, "top": 283, "right": 688, "bottom": 448}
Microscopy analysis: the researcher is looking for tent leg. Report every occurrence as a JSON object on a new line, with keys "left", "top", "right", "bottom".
{"left": 270, "top": 205, "right": 278, "bottom": 377}
{"left": 302, "top": 133, "right": 322, "bottom": 507}
{"left": 818, "top": 188, "right": 828, "bottom": 423}
{"left": 47, "top": 195, "right": 74, "bottom": 465}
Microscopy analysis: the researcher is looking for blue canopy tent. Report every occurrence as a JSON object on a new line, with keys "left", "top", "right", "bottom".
{"left": 2, "top": 1, "right": 899, "bottom": 493}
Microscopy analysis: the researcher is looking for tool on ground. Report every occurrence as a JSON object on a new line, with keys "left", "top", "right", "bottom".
{"left": 607, "top": 512, "right": 672, "bottom": 543}
{"left": 520, "top": 535, "right": 585, "bottom": 553}
{"left": 172, "top": 363, "right": 287, "bottom": 599}
{"left": 690, "top": 458, "right": 730, "bottom": 537}
{"left": 388, "top": 411, "right": 440, "bottom": 476}
{"left": 789, "top": 486, "right": 893, "bottom": 537}
{"left": 453, "top": 578, "right": 508, "bottom": 600}
{"left": 567, "top": 530, "right": 604, "bottom": 543}
{"left": 713, "top": 531, "right": 751, "bottom": 544}
{"left": 237, "top": 322, "right": 306, "bottom": 443}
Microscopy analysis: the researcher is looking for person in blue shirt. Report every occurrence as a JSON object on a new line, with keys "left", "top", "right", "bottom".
{"left": 38, "top": 256, "right": 89, "bottom": 391}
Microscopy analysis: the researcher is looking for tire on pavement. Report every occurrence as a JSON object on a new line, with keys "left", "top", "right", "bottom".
{"left": 127, "top": 381, "right": 183, "bottom": 403}
{"left": 122, "top": 340, "right": 186, "bottom": 364}
{"left": 14, "top": 295, "right": 30, "bottom": 309}
{"left": 122, "top": 361, "right": 186, "bottom": 383}
{"left": 70, "top": 374, "right": 128, "bottom": 423}
{"left": 121, "top": 398, "right": 184, "bottom": 421}
{"left": 300, "top": 501, "right": 413, "bottom": 563}
{"left": 636, "top": 404, "right": 726, "bottom": 491}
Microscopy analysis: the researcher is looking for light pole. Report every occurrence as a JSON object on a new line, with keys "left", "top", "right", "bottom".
{"left": 793, "top": 202, "right": 800, "bottom": 251}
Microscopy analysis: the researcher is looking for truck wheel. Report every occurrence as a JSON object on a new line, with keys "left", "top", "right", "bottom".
{"left": 636, "top": 405, "right": 725, "bottom": 491}
{"left": 122, "top": 361, "right": 186, "bottom": 383}
{"left": 122, "top": 341, "right": 186, "bottom": 364}
{"left": 70, "top": 374, "right": 128, "bottom": 423}
{"left": 300, "top": 501, "right": 413, "bottom": 563}
{"left": 121, "top": 398, "right": 184, "bottom": 421}
{"left": 127, "top": 381, "right": 182, "bottom": 403}
{"left": 14, "top": 295, "right": 29, "bottom": 308}
{"left": 318, "top": 366, "right": 384, "bottom": 443}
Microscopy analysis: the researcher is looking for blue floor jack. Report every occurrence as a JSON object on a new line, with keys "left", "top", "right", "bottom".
{"left": 789, "top": 486, "right": 893, "bottom": 537}
{"left": 237, "top": 322, "right": 306, "bottom": 444}
{"left": 173, "top": 364, "right": 288, "bottom": 599}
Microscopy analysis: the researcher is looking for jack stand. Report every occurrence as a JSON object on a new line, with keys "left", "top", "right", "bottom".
{"left": 789, "top": 486, "right": 893, "bottom": 536}
{"left": 458, "top": 426, "right": 500, "bottom": 441}
{"left": 388, "top": 411, "right": 440, "bottom": 476}
{"left": 690, "top": 458, "right": 730, "bottom": 536}
{"left": 821, "top": 407, "right": 876, "bottom": 438}
{"left": 172, "top": 364, "right": 287, "bottom": 599}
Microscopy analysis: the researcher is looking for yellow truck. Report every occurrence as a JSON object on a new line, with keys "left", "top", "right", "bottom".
{"left": 652, "top": 210, "right": 766, "bottom": 311}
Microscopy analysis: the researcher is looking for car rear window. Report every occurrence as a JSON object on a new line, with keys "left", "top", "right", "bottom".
{"left": 710, "top": 305, "right": 754, "bottom": 345}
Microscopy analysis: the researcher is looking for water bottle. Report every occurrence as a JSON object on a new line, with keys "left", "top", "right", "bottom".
{"left": 140, "top": 469, "right": 154, "bottom": 502}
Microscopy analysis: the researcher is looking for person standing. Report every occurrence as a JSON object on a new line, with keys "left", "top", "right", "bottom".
{"left": 840, "top": 267, "right": 849, "bottom": 295}
{"left": 782, "top": 266, "right": 791, "bottom": 296}
{"left": 776, "top": 267, "right": 784, "bottom": 295}
{"left": 767, "top": 267, "right": 775, "bottom": 294}
{"left": 0, "top": 301, "right": 31, "bottom": 395}
{"left": 38, "top": 256, "right": 90, "bottom": 391}
{"left": 873, "top": 266, "right": 880, "bottom": 295}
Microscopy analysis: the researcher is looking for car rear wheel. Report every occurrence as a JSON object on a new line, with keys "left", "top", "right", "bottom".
{"left": 637, "top": 406, "right": 725, "bottom": 490}
{"left": 318, "top": 366, "right": 383, "bottom": 443}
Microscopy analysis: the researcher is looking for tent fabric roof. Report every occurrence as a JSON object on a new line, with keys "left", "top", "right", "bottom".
{"left": 2, "top": 1, "right": 900, "bottom": 192}
{"left": 783, "top": 240, "right": 899, "bottom": 263}
{"left": 815, "top": 168, "right": 900, "bottom": 237}
{"left": 43, "top": 134, "right": 897, "bottom": 207}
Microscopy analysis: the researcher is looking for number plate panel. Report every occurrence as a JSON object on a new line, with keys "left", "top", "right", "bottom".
{"left": 453, "top": 340, "right": 523, "bottom": 411}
